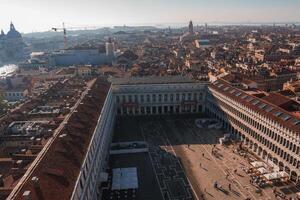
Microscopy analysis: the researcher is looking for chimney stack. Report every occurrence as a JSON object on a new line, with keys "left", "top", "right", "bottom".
{"left": 31, "top": 176, "right": 40, "bottom": 189}
{"left": 0, "top": 174, "right": 4, "bottom": 187}
{"left": 22, "top": 190, "right": 31, "bottom": 200}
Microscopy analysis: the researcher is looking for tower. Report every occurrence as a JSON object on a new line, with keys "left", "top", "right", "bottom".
{"left": 106, "top": 38, "right": 115, "bottom": 57}
{"left": 188, "top": 20, "right": 194, "bottom": 34}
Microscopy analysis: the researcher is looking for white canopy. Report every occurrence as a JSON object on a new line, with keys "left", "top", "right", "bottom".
{"left": 111, "top": 167, "right": 138, "bottom": 190}
{"left": 257, "top": 167, "right": 268, "bottom": 174}
{"left": 264, "top": 172, "right": 279, "bottom": 180}
{"left": 263, "top": 171, "right": 289, "bottom": 180}
{"left": 251, "top": 161, "right": 267, "bottom": 168}
{"left": 278, "top": 171, "right": 289, "bottom": 178}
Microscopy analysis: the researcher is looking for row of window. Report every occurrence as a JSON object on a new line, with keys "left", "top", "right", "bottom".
{"left": 210, "top": 94, "right": 299, "bottom": 154}
{"left": 116, "top": 92, "right": 203, "bottom": 104}
{"left": 4, "top": 92, "right": 24, "bottom": 97}
{"left": 117, "top": 105, "right": 202, "bottom": 115}
{"left": 76, "top": 95, "right": 115, "bottom": 200}
{"left": 207, "top": 95, "right": 300, "bottom": 169}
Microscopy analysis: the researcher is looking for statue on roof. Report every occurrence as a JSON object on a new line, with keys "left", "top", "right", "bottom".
{"left": 10, "top": 22, "right": 15, "bottom": 31}
{"left": 7, "top": 22, "right": 22, "bottom": 39}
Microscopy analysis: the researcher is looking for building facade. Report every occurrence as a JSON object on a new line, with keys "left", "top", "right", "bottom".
{"left": 8, "top": 76, "right": 300, "bottom": 200}
{"left": 110, "top": 76, "right": 207, "bottom": 116}
{"left": 206, "top": 79, "right": 300, "bottom": 181}
{"left": 71, "top": 87, "right": 116, "bottom": 200}
{"left": 70, "top": 76, "right": 208, "bottom": 200}
{"left": 72, "top": 76, "right": 300, "bottom": 200}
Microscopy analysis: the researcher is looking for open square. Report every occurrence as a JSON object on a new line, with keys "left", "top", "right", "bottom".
{"left": 104, "top": 115, "right": 300, "bottom": 200}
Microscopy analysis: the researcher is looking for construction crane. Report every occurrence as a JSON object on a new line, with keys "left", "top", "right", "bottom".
{"left": 52, "top": 22, "right": 68, "bottom": 49}
{"left": 52, "top": 23, "right": 104, "bottom": 49}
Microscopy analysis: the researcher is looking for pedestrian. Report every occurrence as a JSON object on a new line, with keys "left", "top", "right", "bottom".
{"left": 226, "top": 174, "right": 229, "bottom": 179}
{"left": 202, "top": 153, "right": 205, "bottom": 157}
{"left": 204, "top": 188, "right": 206, "bottom": 193}
{"left": 228, "top": 183, "right": 231, "bottom": 191}
{"left": 214, "top": 181, "right": 218, "bottom": 188}
{"left": 199, "top": 162, "right": 202, "bottom": 168}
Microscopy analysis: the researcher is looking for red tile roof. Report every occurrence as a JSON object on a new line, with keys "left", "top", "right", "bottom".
{"left": 209, "top": 79, "right": 300, "bottom": 134}
{"left": 261, "top": 93, "right": 292, "bottom": 107}
{"left": 8, "top": 78, "right": 110, "bottom": 200}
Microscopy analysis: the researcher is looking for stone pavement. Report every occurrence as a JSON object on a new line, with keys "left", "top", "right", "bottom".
{"left": 139, "top": 118, "right": 279, "bottom": 200}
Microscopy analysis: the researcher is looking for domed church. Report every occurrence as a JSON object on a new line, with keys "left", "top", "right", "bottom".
{"left": 6, "top": 22, "right": 22, "bottom": 39}
{"left": 0, "top": 22, "right": 26, "bottom": 63}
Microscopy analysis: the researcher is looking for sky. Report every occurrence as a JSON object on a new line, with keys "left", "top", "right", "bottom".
{"left": 0, "top": 0, "right": 300, "bottom": 33}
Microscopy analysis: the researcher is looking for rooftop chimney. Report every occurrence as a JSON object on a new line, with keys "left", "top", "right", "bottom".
{"left": 22, "top": 190, "right": 31, "bottom": 200}
{"left": 31, "top": 176, "right": 44, "bottom": 199}
{"left": 31, "top": 176, "right": 40, "bottom": 188}
{"left": 0, "top": 174, "right": 4, "bottom": 187}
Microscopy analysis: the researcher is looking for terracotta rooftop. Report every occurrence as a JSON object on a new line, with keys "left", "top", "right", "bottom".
{"left": 261, "top": 93, "right": 292, "bottom": 107}
{"left": 8, "top": 77, "right": 110, "bottom": 200}
{"left": 209, "top": 79, "right": 300, "bottom": 134}
{"left": 109, "top": 75, "right": 196, "bottom": 85}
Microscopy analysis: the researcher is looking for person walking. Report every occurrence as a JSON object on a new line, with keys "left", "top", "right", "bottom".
{"left": 226, "top": 174, "right": 229, "bottom": 179}
{"left": 214, "top": 181, "right": 218, "bottom": 188}
{"left": 228, "top": 183, "right": 231, "bottom": 191}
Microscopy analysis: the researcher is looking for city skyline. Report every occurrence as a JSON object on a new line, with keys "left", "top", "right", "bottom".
{"left": 1, "top": 0, "right": 300, "bottom": 33}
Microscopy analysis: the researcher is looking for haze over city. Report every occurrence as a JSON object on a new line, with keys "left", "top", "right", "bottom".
{"left": 1, "top": 0, "right": 300, "bottom": 33}
{"left": 2, "top": 0, "right": 300, "bottom": 200}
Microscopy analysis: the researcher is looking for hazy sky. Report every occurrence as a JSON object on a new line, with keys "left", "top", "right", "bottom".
{"left": 1, "top": 0, "right": 300, "bottom": 33}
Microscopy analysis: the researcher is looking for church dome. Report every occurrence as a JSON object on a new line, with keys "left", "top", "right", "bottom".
{"left": 6, "top": 23, "right": 22, "bottom": 39}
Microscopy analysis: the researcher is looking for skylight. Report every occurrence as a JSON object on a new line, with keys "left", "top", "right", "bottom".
{"left": 265, "top": 106, "right": 274, "bottom": 112}
{"left": 258, "top": 103, "right": 267, "bottom": 109}
{"left": 273, "top": 111, "right": 283, "bottom": 117}
{"left": 223, "top": 87, "right": 229, "bottom": 91}
{"left": 241, "top": 95, "right": 248, "bottom": 99}
{"left": 292, "top": 119, "right": 300, "bottom": 125}
{"left": 230, "top": 89, "right": 236, "bottom": 94}
{"left": 246, "top": 97, "right": 254, "bottom": 102}
{"left": 235, "top": 92, "right": 242, "bottom": 96}
{"left": 280, "top": 114, "right": 291, "bottom": 121}
{"left": 252, "top": 99, "right": 260, "bottom": 105}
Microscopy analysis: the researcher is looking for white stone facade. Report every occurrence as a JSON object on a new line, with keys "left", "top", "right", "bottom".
{"left": 72, "top": 77, "right": 300, "bottom": 200}
{"left": 206, "top": 85, "right": 300, "bottom": 181}
{"left": 112, "top": 82, "right": 207, "bottom": 115}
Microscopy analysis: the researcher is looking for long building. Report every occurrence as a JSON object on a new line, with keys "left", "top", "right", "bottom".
{"left": 6, "top": 76, "right": 300, "bottom": 199}
{"left": 207, "top": 79, "right": 300, "bottom": 182}
{"left": 110, "top": 76, "right": 207, "bottom": 115}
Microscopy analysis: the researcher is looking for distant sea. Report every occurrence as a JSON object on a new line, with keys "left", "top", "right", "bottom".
{"left": 0, "top": 64, "right": 18, "bottom": 78}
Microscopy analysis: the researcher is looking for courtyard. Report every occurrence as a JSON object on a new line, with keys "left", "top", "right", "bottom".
{"left": 105, "top": 115, "right": 300, "bottom": 200}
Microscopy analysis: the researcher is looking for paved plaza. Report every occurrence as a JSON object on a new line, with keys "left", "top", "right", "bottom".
{"left": 108, "top": 116, "right": 300, "bottom": 200}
